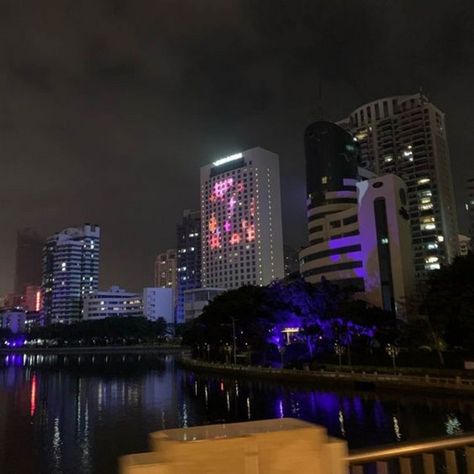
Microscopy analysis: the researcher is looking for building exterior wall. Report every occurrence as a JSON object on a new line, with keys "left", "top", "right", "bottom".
{"left": 142, "top": 287, "right": 174, "bottom": 324}
{"left": 24, "top": 285, "right": 42, "bottom": 312}
{"left": 0, "top": 310, "right": 26, "bottom": 334}
{"left": 176, "top": 210, "right": 201, "bottom": 324}
{"left": 200, "top": 147, "right": 284, "bottom": 289}
{"left": 300, "top": 122, "right": 414, "bottom": 318}
{"left": 338, "top": 93, "right": 458, "bottom": 282}
{"left": 42, "top": 224, "right": 100, "bottom": 324}
{"left": 183, "top": 287, "right": 225, "bottom": 322}
{"left": 154, "top": 249, "right": 177, "bottom": 317}
{"left": 83, "top": 286, "right": 141, "bottom": 320}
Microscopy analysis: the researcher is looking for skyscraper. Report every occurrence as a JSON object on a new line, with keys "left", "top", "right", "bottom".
{"left": 300, "top": 122, "right": 414, "bottom": 317}
{"left": 42, "top": 224, "right": 100, "bottom": 324}
{"left": 338, "top": 93, "right": 458, "bottom": 281}
{"left": 200, "top": 147, "right": 284, "bottom": 289}
{"left": 14, "top": 228, "right": 43, "bottom": 295}
{"left": 176, "top": 210, "right": 201, "bottom": 324}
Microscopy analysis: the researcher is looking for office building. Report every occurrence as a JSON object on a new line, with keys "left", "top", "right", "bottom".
{"left": 154, "top": 249, "right": 177, "bottom": 288}
{"left": 2, "top": 293, "right": 24, "bottom": 310}
{"left": 200, "top": 147, "right": 284, "bottom": 289}
{"left": 0, "top": 309, "right": 26, "bottom": 334}
{"left": 142, "top": 287, "right": 174, "bottom": 324}
{"left": 300, "top": 121, "right": 415, "bottom": 317}
{"left": 42, "top": 224, "right": 100, "bottom": 324}
{"left": 176, "top": 210, "right": 201, "bottom": 324}
{"left": 14, "top": 228, "right": 43, "bottom": 295}
{"left": 24, "top": 285, "right": 42, "bottom": 312}
{"left": 183, "top": 287, "right": 225, "bottom": 322}
{"left": 338, "top": 93, "right": 458, "bottom": 281}
{"left": 83, "top": 286, "right": 141, "bottom": 320}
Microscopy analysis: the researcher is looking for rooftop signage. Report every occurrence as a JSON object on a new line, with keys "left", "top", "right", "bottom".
{"left": 212, "top": 152, "right": 243, "bottom": 167}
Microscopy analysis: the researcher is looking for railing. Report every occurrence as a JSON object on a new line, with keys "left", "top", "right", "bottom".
{"left": 182, "top": 358, "right": 474, "bottom": 392}
{"left": 347, "top": 433, "right": 474, "bottom": 473}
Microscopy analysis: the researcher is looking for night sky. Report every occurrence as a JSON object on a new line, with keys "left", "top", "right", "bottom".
{"left": 1, "top": 0, "right": 473, "bottom": 294}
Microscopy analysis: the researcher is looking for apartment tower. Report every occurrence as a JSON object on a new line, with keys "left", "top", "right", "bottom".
{"left": 42, "top": 224, "right": 100, "bottom": 323}
{"left": 338, "top": 93, "right": 458, "bottom": 281}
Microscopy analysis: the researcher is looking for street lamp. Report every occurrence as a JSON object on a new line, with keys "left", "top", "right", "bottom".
{"left": 334, "top": 342, "right": 346, "bottom": 370}
{"left": 386, "top": 343, "right": 400, "bottom": 373}
{"left": 278, "top": 346, "right": 286, "bottom": 367}
{"left": 230, "top": 317, "right": 237, "bottom": 365}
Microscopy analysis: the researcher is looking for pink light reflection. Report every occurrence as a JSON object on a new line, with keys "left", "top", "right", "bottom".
{"left": 30, "top": 374, "right": 37, "bottom": 417}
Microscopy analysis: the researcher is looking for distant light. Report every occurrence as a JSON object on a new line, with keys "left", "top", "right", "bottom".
{"left": 212, "top": 152, "right": 243, "bottom": 167}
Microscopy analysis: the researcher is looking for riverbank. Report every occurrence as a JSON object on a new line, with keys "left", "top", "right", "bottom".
{"left": 0, "top": 344, "right": 190, "bottom": 355}
{"left": 181, "top": 358, "right": 474, "bottom": 395}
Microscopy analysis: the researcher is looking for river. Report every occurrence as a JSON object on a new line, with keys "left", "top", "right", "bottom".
{"left": 0, "top": 353, "right": 473, "bottom": 474}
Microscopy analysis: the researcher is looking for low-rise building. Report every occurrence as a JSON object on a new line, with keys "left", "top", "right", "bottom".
{"left": 83, "top": 286, "right": 142, "bottom": 320}
{"left": 183, "top": 288, "right": 225, "bottom": 322}
{"left": 142, "top": 288, "right": 174, "bottom": 324}
{"left": 0, "top": 310, "right": 26, "bottom": 334}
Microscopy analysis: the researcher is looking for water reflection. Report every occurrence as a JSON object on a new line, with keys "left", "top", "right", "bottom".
{"left": 0, "top": 355, "right": 474, "bottom": 474}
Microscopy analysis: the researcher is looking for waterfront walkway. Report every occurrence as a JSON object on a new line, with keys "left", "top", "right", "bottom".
{"left": 181, "top": 358, "right": 474, "bottom": 395}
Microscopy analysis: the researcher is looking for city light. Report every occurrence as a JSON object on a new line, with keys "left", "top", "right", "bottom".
{"left": 212, "top": 152, "right": 243, "bottom": 167}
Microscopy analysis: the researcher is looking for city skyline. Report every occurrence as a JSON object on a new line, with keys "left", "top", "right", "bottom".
{"left": 0, "top": 1, "right": 473, "bottom": 295}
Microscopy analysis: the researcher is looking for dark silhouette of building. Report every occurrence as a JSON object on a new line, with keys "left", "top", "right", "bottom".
{"left": 14, "top": 228, "right": 44, "bottom": 295}
{"left": 176, "top": 210, "right": 201, "bottom": 324}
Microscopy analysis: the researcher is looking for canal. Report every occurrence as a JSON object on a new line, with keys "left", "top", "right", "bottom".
{"left": 0, "top": 353, "right": 473, "bottom": 474}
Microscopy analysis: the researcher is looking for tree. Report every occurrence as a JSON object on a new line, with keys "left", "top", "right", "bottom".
{"left": 423, "top": 254, "right": 474, "bottom": 351}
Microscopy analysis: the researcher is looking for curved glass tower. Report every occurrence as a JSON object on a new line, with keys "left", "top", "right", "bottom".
{"left": 304, "top": 121, "right": 360, "bottom": 209}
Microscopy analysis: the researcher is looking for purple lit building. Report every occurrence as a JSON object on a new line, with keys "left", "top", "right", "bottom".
{"left": 300, "top": 122, "right": 415, "bottom": 318}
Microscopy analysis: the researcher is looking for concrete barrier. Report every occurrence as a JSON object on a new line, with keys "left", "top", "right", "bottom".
{"left": 119, "top": 418, "right": 347, "bottom": 474}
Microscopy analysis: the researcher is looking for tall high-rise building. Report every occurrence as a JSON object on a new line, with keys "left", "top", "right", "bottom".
{"left": 14, "top": 228, "right": 43, "bottom": 295}
{"left": 338, "top": 93, "right": 458, "bottom": 281}
{"left": 176, "top": 210, "right": 201, "bottom": 324}
{"left": 154, "top": 249, "right": 177, "bottom": 288}
{"left": 200, "top": 147, "right": 284, "bottom": 289}
{"left": 42, "top": 224, "right": 100, "bottom": 324}
{"left": 300, "top": 122, "right": 414, "bottom": 317}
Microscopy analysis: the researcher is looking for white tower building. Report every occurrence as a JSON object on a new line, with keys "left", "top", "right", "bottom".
{"left": 338, "top": 93, "right": 458, "bottom": 281}
{"left": 42, "top": 224, "right": 100, "bottom": 324}
{"left": 200, "top": 147, "right": 284, "bottom": 289}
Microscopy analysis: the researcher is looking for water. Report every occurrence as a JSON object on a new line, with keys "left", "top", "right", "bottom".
{"left": 0, "top": 353, "right": 473, "bottom": 474}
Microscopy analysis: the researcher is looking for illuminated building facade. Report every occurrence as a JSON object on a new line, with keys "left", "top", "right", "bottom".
{"left": 42, "top": 224, "right": 100, "bottom": 324}
{"left": 176, "top": 210, "right": 201, "bottom": 323}
{"left": 338, "top": 93, "right": 458, "bottom": 281}
{"left": 83, "top": 286, "right": 141, "bottom": 320}
{"left": 300, "top": 122, "right": 415, "bottom": 317}
{"left": 24, "top": 285, "right": 42, "bottom": 312}
{"left": 200, "top": 147, "right": 284, "bottom": 289}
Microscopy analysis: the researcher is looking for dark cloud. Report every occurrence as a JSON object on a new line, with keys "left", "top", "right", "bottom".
{"left": 0, "top": 0, "right": 473, "bottom": 293}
